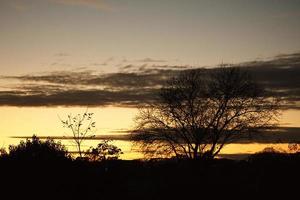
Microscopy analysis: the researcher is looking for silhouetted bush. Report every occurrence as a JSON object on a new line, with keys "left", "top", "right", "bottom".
{"left": 248, "top": 151, "right": 300, "bottom": 164}
{"left": 0, "top": 155, "right": 299, "bottom": 198}
{"left": 7, "top": 135, "right": 70, "bottom": 162}
{"left": 0, "top": 136, "right": 299, "bottom": 199}
{"left": 0, "top": 147, "right": 7, "bottom": 156}
{"left": 248, "top": 152, "right": 289, "bottom": 163}
{"left": 85, "top": 140, "right": 123, "bottom": 161}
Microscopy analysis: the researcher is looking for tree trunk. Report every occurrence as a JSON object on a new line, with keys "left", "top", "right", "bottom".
{"left": 193, "top": 144, "right": 199, "bottom": 159}
{"left": 78, "top": 143, "right": 82, "bottom": 157}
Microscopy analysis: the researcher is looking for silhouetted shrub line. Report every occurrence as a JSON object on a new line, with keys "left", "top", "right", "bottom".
{"left": 0, "top": 136, "right": 299, "bottom": 198}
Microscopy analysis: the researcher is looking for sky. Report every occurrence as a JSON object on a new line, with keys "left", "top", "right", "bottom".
{"left": 0, "top": 0, "right": 300, "bottom": 159}
{"left": 0, "top": 0, "right": 300, "bottom": 75}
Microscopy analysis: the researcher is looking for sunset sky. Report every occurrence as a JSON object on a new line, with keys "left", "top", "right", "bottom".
{"left": 0, "top": 0, "right": 300, "bottom": 159}
{"left": 1, "top": 0, "right": 300, "bottom": 75}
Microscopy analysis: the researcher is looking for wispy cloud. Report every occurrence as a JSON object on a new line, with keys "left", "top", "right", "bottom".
{"left": 136, "top": 58, "right": 167, "bottom": 63}
{"left": 119, "top": 64, "right": 188, "bottom": 73}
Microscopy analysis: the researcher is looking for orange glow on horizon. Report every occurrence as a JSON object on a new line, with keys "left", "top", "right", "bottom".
{"left": 0, "top": 106, "right": 299, "bottom": 159}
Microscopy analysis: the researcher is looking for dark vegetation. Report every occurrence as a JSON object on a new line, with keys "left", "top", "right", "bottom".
{"left": 0, "top": 136, "right": 299, "bottom": 199}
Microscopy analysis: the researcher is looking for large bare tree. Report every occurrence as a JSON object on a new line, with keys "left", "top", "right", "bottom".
{"left": 132, "top": 66, "right": 280, "bottom": 160}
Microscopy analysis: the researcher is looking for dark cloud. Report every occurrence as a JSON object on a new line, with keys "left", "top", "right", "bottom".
{"left": 4, "top": 68, "right": 176, "bottom": 89}
{"left": 244, "top": 52, "right": 300, "bottom": 90}
{"left": 11, "top": 127, "right": 300, "bottom": 144}
{"left": 120, "top": 64, "right": 135, "bottom": 70}
{"left": 0, "top": 67, "right": 177, "bottom": 106}
{"left": 240, "top": 52, "right": 300, "bottom": 108}
{"left": 5, "top": 70, "right": 96, "bottom": 86}
{"left": 0, "top": 87, "right": 159, "bottom": 107}
{"left": 0, "top": 52, "right": 300, "bottom": 107}
{"left": 120, "top": 64, "right": 189, "bottom": 73}
{"left": 232, "top": 127, "right": 300, "bottom": 144}
{"left": 11, "top": 134, "right": 130, "bottom": 141}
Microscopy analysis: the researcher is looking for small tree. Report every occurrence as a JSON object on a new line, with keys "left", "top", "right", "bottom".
{"left": 8, "top": 135, "right": 69, "bottom": 161}
{"left": 60, "top": 111, "right": 96, "bottom": 158}
{"left": 85, "top": 140, "right": 123, "bottom": 161}
{"left": 132, "top": 66, "right": 280, "bottom": 160}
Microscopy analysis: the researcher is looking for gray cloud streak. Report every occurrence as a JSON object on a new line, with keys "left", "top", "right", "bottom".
{"left": 0, "top": 53, "right": 300, "bottom": 108}
{"left": 11, "top": 127, "right": 300, "bottom": 144}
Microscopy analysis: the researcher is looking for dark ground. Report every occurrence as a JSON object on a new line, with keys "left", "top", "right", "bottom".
{"left": 0, "top": 152, "right": 299, "bottom": 199}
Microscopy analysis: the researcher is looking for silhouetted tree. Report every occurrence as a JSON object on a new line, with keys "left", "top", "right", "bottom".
{"left": 85, "top": 140, "right": 123, "bottom": 161}
{"left": 8, "top": 135, "right": 69, "bottom": 161}
{"left": 60, "top": 111, "right": 96, "bottom": 157}
{"left": 132, "top": 66, "right": 280, "bottom": 159}
{"left": 0, "top": 148, "right": 7, "bottom": 157}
